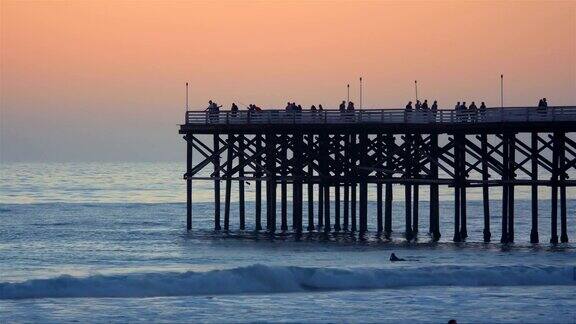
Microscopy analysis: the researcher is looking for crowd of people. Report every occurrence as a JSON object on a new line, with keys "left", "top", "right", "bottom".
{"left": 202, "top": 98, "right": 552, "bottom": 123}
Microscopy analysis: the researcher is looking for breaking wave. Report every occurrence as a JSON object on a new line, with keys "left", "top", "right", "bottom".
{"left": 1, "top": 264, "right": 574, "bottom": 299}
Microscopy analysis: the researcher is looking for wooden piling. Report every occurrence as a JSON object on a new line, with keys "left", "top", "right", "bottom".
{"left": 343, "top": 184, "right": 350, "bottom": 231}
{"left": 453, "top": 134, "right": 462, "bottom": 242}
{"left": 213, "top": 134, "right": 221, "bottom": 230}
{"left": 560, "top": 132, "right": 568, "bottom": 243}
{"left": 255, "top": 134, "right": 263, "bottom": 231}
{"left": 530, "top": 132, "right": 538, "bottom": 243}
{"left": 318, "top": 182, "right": 324, "bottom": 228}
{"left": 343, "top": 134, "right": 350, "bottom": 231}
{"left": 405, "top": 134, "right": 413, "bottom": 240}
{"left": 508, "top": 133, "right": 515, "bottom": 242}
{"left": 238, "top": 135, "right": 246, "bottom": 230}
{"left": 550, "top": 133, "right": 559, "bottom": 244}
{"left": 293, "top": 132, "right": 304, "bottom": 233}
{"left": 319, "top": 133, "right": 329, "bottom": 231}
{"left": 430, "top": 133, "right": 440, "bottom": 241}
{"left": 334, "top": 183, "right": 341, "bottom": 231}
{"left": 307, "top": 134, "right": 315, "bottom": 231}
{"left": 351, "top": 135, "right": 357, "bottom": 232}
{"left": 460, "top": 134, "right": 467, "bottom": 240}
{"left": 359, "top": 133, "right": 368, "bottom": 233}
{"left": 324, "top": 184, "right": 331, "bottom": 232}
{"left": 377, "top": 135, "right": 384, "bottom": 232}
{"left": 501, "top": 133, "right": 509, "bottom": 243}
{"left": 384, "top": 134, "right": 394, "bottom": 237}
{"left": 481, "top": 133, "right": 491, "bottom": 242}
{"left": 266, "top": 133, "right": 277, "bottom": 232}
{"left": 186, "top": 135, "right": 193, "bottom": 230}
{"left": 224, "top": 134, "right": 233, "bottom": 231}
{"left": 281, "top": 134, "right": 288, "bottom": 231}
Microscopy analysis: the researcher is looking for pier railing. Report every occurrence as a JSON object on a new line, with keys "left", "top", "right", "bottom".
{"left": 185, "top": 106, "right": 576, "bottom": 125}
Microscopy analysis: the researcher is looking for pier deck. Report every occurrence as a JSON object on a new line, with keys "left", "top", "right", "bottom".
{"left": 180, "top": 106, "right": 576, "bottom": 243}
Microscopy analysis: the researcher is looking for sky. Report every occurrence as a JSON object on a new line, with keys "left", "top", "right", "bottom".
{"left": 1, "top": 0, "right": 575, "bottom": 162}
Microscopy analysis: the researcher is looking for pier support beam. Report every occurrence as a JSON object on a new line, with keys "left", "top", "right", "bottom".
{"left": 238, "top": 135, "right": 246, "bottom": 230}
{"left": 343, "top": 135, "right": 350, "bottom": 231}
{"left": 318, "top": 183, "right": 324, "bottom": 228}
{"left": 481, "top": 133, "right": 491, "bottom": 242}
{"left": 530, "top": 132, "right": 538, "bottom": 243}
{"left": 255, "top": 135, "right": 263, "bottom": 231}
{"left": 293, "top": 133, "right": 304, "bottom": 233}
{"left": 335, "top": 183, "right": 341, "bottom": 231}
{"left": 324, "top": 184, "right": 331, "bottom": 232}
{"left": 213, "top": 134, "right": 221, "bottom": 230}
{"left": 351, "top": 135, "right": 357, "bottom": 232}
{"left": 508, "top": 133, "right": 515, "bottom": 242}
{"left": 405, "top": 134, "right": 413, "bottom": 241}
{"left": 266, "top": 133, "right": 277, "bottom": 232}
{"left": 320, "top": 133, "right": 330, "bottom": 231}
{"left": 384, "top": 134, "right": 394, "bottom": 238}
{"left": 550, "top": 133, "right": 559, "bottom": 244}
{"left": 460, "top": 135, "right": 467, "bottom": 240}
{"left": 559, "top": 132, "right": 568, "bottom": 243}
{"left": 501, "top": 133, "right": 509, "bottom": 243}
{"left": 307, "top": 134, "right": 315, "bottom": 231}
{"left": 429, "top": 133, "right": 440, "bottom": 241}
{"left": 281, "top": 135, "right": 288, "bottom": 231}
{"left": 359, "top": 133, "right": 368, "bottom": 233}
{"left": 186, "top": 135, "right": 193, "bottom": 230}
{"left": 377, "top": 134, "right": 384, "bottom": 233}
{"left": 453, "top": 134, "right": 462, "bottom": 242}
{"left": 224, "top": 134, "right": 233, "bottom": 231}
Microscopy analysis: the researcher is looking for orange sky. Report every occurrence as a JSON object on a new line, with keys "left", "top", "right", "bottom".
{"left": 1, "top": 1, "right": 575, "bottom": 161}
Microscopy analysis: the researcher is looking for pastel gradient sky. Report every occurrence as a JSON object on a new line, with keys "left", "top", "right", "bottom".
{"left": 1, "top": 1, "right": 575, "bottom": 162}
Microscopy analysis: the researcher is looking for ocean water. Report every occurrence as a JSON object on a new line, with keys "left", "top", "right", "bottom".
{"left": 1, "top": 162, "right": 575, "bottom": 323}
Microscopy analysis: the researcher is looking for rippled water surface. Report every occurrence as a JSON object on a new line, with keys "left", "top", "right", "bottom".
{"left": 1, "top": 162, "right": 575, "bottom": 323}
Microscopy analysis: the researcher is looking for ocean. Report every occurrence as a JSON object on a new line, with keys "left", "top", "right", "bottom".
{"left": 1, "top": 162, "right": 575, "bottom": 323}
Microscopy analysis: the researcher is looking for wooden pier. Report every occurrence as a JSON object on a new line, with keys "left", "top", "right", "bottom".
{"left": 180, "top": 106, "right": 576, "bottom": 243}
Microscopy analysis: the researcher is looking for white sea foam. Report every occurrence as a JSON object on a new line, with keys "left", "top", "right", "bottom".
{"left": 1, "top": 264, "right": 574, "bottom": 299}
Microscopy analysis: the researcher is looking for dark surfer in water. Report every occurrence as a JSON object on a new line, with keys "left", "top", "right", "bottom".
{"left": 389, "top": 253, "right": 406, "bottom": 262}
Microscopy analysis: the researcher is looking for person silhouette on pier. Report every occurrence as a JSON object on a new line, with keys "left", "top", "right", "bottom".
{"left": 469, "top": 101, "right": 478, "bottom": 122}
{"left": 347, "top": 101, "right": 355, "bottom": 111}
{"left": 430, "top": 100, "right": 438, "bottom": 121}
{"left": 318, "top": 104, "right": 324, "bottom": 111}
{"left": 206, "top": 100, "right": 221, "bottom": 123}
{"left": 405, "top": 101, "right": 413, "bottom": 122}
{"left": 390, "top": 253, "right": 406, "bottom": 262}
{"left": 415, "top": 100, "right": 421, "bottom": 110}
{"left": 421, "top": 100, "right": 429, "bottom": 110}
{"left": 339, "top": 101, "right": 346, "bottom": 111}
{"left": 479, "top": 102, "right": 486, "bottom": 120}
{"left": 231, "top": 103, "right": 239, "bottom": 117}
{"left": 310, "top": 105, "right": 317, "bottom": 111}
{"left": 405, "top": 101, "right": 413, "bottom": 111}
{"left": 537, "top": 98, "right": 548, "bottom": 117}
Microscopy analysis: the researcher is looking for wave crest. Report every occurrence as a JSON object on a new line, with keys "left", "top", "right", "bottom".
{"left": 1, "top": 264, "right": 574, "bottom": 299}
